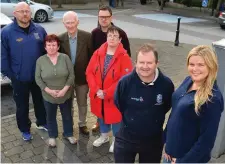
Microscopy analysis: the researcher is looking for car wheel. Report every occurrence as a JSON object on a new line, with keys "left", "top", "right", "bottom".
{"left": 220, "top": 25, "right": 225, "bottom": 29}
{"left": 35, "top": 10, "right": 48, "bottom": 23}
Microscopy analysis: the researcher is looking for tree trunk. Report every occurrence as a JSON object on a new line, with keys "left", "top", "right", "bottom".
{"left": 215, "top": 0, "right": 222, "bottom": 17}
{"left": 57, "top": 0, "right": 62, "bottom": 8}
{"left": 160, "top": 0, "right": 164, "bottom": 10}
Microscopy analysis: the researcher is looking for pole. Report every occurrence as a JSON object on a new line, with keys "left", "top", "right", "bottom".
{"left": 174, "top": 17, "right": 181, "bottom": 46}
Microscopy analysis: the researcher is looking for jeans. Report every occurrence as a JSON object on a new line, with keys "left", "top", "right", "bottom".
{"left": 44, "top": 98, "right": 73, "bottom": 138}
{"left": 11, "top": 79, "right": 46, "bottom": 133}
{"left": 98, "top": 118, "right": 120, "bottom": 136}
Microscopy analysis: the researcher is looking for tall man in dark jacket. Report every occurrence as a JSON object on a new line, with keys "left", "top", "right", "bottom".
{"left": 1, "top": 2, "right": 47, "bottom": 141}
{"left": 58, "top": 11, "right": 93, "bottom": 135}
{"left": 91, "top": 5, "right": 131, "bottom": 132}
{"left": 114, "top": 44, "right": 174, "bottom": 163}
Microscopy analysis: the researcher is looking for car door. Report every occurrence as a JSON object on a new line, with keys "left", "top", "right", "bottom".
{"left": 0, "top": 0, "right": 15, "bottom": 18}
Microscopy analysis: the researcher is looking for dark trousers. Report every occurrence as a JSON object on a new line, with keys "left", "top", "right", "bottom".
{"left": 12, "top": 79, "right": 46, "bottom": 133}
{"left": 114, "top": 136, "right": 163, "bottom": 163}
{"left": 43, "top": 98, "right": 73, "bottom": 138}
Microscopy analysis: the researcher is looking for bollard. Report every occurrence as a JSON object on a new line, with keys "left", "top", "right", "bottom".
{"left": 174, "top": 17, "right": 181, "bottom": 46}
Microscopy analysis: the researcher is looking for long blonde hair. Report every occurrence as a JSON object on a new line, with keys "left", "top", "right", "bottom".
{"left": 187, "top": 45, "right": 218, "bottom": 114}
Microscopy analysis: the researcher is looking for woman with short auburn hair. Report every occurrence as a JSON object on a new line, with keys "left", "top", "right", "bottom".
{"left": 35, "top": 34, "right": 77, "bottom": 147}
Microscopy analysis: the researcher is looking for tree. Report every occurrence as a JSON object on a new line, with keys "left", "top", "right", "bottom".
{"left": 215, "top": 0, "right": 222, "bottom": 16}
{"left": 158, "top": 0, "right": 165, "bottom": 10}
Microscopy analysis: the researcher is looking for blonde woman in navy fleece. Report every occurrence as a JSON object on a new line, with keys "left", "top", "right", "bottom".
{"left": 164, "top": 45, "right": 224, "bottom": 163}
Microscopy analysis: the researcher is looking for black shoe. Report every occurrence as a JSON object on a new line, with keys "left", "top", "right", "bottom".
{"left": 79, "top": 126, "right": 90, "bottom": 135}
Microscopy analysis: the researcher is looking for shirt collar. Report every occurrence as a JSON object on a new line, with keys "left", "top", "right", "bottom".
{"left": 68, "top": 32, "right": 77, "bottom": 40}
{"left": 141, "top": 68, "right": 159, "bottom": 86}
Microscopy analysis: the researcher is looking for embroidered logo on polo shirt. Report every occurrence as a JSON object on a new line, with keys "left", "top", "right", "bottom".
{"left": 155, "top": 94, "right": 163, "bottom": 105}
{"left": 34, "top": 33, "right": 40, "bottom": 40}
{"left": 16, "top": 38, "right": 23, "bottom": 42}
{"left": 131, "top": 97, "right": 144, "bottom": 102}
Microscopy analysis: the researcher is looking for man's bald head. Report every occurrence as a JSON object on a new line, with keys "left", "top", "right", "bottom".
{"left": 14, "top": 2, "right": 30, "bottom": 12}
{"left": 62, "top": 11, "right": 79, "bottom": 37}
{"left": 13, "top": 2, "right": 31, "bottom": 28}
{"left": 63, "top": 11, "right": 78, "bottom": 22}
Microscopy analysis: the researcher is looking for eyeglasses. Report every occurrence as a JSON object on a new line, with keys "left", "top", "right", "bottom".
{"left": 98, "top": 16, "right": 111, "bottom": 20}
{"left": 107, "top": 34, "right": 119, "bottom": 39}
{"left": 15, "top": 10, "right": 31, "bottom": 14}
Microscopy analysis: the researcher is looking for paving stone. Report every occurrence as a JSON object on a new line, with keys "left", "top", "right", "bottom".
{"left": 3, "top": 142, "right": 14, "bottom": 150}
{"left": 19, "top": 158, "right": 34, "bottom": 163}
{"left": 31, "top": 155, "right": 44, "bottom": 163}
{"left": 1, "top": 157, "right": 12, "bottom": 163}
{"left": 73, "top": 150, "right": 86, "bottom": 157}
{"left": 40, "top": 159, "right": 51, "bottom": 163}
{"left": 49, "top": 156, "right": 62, "bottom": 163}
{"left": 9, "top": 120, "right": 17, "bottom": 126}
{"left": 41, "top": 150, "right": 55, "bottom": 160}
{"left": 216, "top": 154, "right": 225, "bottom": 163}
{"left": 1, "top": 131, "right": 10, "bottom": 138}
{"left": 32, "top": 137, "right": 45, "bottom": 148}
{"left": 13, "top": 139, "right": 28, "bottom": 147}
{"left": 1, "top": 135, "right": 17, "bottom": 144}
{"left": 95, "top": 145, "right": 110, "bottom": 156}
{"left": 1, "top": 122, "right": 10, "bottom": 128}
{"left": 1, "top": 153, "right": 6, "bottom": 159}
{"left": 32, "top": 146, "right": 49, "bottom": 155}
{"left": 3, "top": 146, "right": 24, "bottom": 157}
{"left": 98, "top": 155, "right": 112, "bottom": 163}
{"left": 107, "top": 153, "right": 114, "bottom": 161}
{"left": 8, "top": 129, "right": 20, "bottom": 135}
{"left": 1, "top": 144, "right": 5, "bottom": 151}
{"left": 2, "top": 118, "right": 14, "bottom": 123}
{"left": 1, "top": 127, "right": 6, "bottom": 132}
{"left": 22, "top": 144, "right": 34, "bottom": 151}
{"left": 9, "top": 154, "right": 21, "bottom": 163}
{"left": 87, "top": 151, "right": 101, "bottom": 160}
{"left": 79, "top": 155, "right": 91, "bottom": 163}
{"left": 4, "top": 125, "right": 18, "bottom": 131}
{"left": 20, "top": 150, "right": 34, "bottom": 159}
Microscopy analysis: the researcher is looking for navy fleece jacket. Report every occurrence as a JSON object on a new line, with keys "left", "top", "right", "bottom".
{"left": 114, "top": 69, "right": 174, "bottom": 141}
{"left": 165, "top": 76, "right": 224, "bottom": 163}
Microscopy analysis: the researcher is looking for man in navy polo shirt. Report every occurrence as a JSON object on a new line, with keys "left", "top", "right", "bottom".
{"left": 114, "top": 44, "right": 174, "bottom": 163}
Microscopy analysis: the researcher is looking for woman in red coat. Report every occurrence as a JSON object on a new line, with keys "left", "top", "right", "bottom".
{"left": 86, "top": 26, "right": 133, "bottom": 153}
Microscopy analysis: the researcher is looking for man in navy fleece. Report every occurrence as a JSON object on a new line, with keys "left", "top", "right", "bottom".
{"left": 113, "top": 44, "right": 174, "bottom": 163}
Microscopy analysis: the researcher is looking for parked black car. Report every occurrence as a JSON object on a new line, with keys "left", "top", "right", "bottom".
{"left": 218, "top": 11, "right": 225, "bottom": 29}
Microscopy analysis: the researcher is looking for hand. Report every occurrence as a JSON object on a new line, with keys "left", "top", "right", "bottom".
{"left": 171, "top": 158, "right": 176, "bottom": 164}
{"left": 45, "top": 87, "right": 58, "bottom": 98}
{"left": 96, "top": 89, "right": 104, "bottom": 99}
{"left": 56, "top": 89, "right": 67, "bottom": 98}
{"left": 163, "top": 153, "right": 172, "bottom": 162}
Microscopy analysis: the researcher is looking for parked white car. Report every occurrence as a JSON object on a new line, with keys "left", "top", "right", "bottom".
{"left": 0, "top": 0, "right": 54, "bottom": 23}
{"left": 0, "top": 13, "right": 12, "bottom": 86}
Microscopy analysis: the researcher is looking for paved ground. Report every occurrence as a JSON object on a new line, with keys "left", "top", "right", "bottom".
{"left": 1, "top": 1, "right": 225, "bottom": 163}
{"left": 1, "top": 39, "right": 225, "bottom": 163}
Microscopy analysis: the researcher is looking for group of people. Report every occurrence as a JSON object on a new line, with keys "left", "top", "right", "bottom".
{"left": 1, "top": 1, "right": 224, "bottom": 163}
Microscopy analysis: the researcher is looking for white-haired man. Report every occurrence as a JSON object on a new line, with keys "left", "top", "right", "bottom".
{"left": 58, "top": 11, "right": 93, "bottom": 135}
